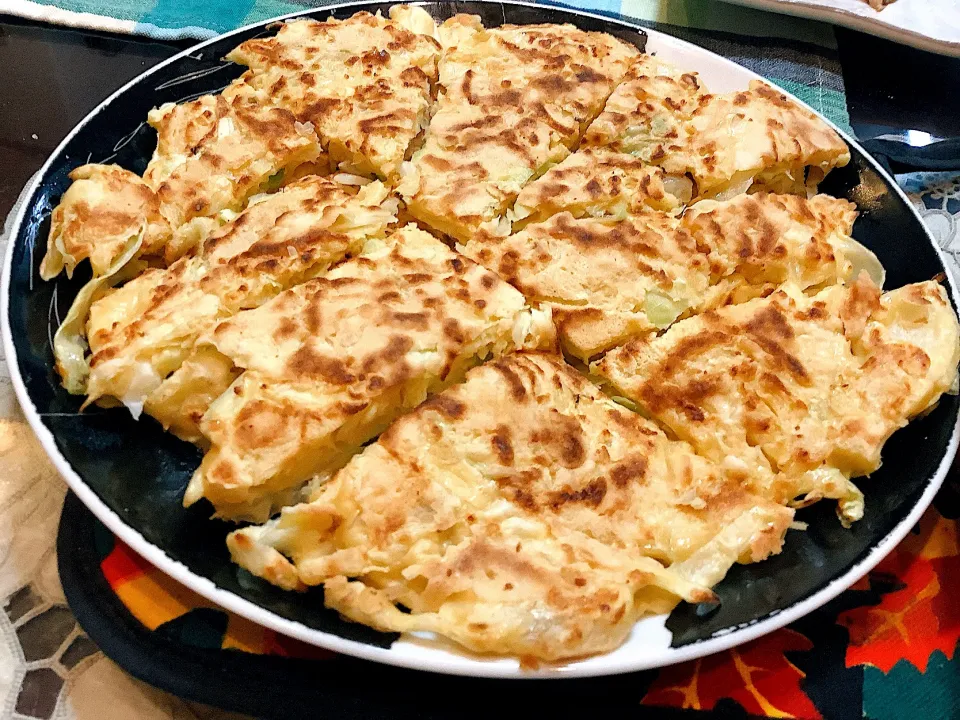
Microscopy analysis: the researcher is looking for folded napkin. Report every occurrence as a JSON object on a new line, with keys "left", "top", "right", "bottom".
{"left": 2, "top": 0, "right": 851, "bottom": 128}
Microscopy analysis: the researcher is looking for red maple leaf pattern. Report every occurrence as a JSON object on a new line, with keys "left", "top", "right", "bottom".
{"left": 838, "top": 508, "right": 960, "bottom": 673}
{"left": 643, "top": 628, "right": 820, "bottom": 718}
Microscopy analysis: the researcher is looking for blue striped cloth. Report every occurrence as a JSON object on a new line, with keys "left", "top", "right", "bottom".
{"left": 4, "top": 0, "right": 851, "bottom": 129}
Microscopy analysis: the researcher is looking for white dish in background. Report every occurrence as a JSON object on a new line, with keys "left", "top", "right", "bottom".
{"left": 720, "top": 0, "right": 960, "bottom": 57}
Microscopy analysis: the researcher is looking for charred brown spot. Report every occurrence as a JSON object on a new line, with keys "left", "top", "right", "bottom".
{"left": 424, "top": 394, "right": 466, "bottom": 420}
{"left": 744, "top": 308, "right": 809, "bottom": 382}
{"left": 549, "top": 478, "right": 607, "bottom": 509}
{"left": 234, "top": 400, "right": 292, "bottom": 449}
{"left": 391, "top": 311, "right": 429, "bottom": 329}
{"left": 336, "top": 401, "right": 368, "bottom": 416}
{"left": 610, "top": 457, "right": 648, "bottom": 488}
{"left": 493, "top": 361, "right": 528, "bottom": 401}
{"left": 287, "top": 346, "right": 355, "bottom": 384}
{"left": 653, "top": 330, "right": 728, "bottom": 380}
{"left": 491, "top": 424, "right": 515, "bottom": 466}
{"left": 403, "top": 272, "right": 433, "bottom": 284}
{"left": 273, "top": 316, "right": 299, "bottom": 341}
{"left": 498, "top": 251, "right": 520, "bottom": 281}
{"left": 559, "top": 430, "right": 586, "bottom": 469}
{"left": 380, "top": 335, "right": 414, "bottom": 364}
{"left": 305, "top": 301, "right": 322, "bottom": 334}
{"left": 443, "top": 318, "right": 465, "bottom": 343}
{"left": 422, "top": 155, "right": 454, "bottom": 172}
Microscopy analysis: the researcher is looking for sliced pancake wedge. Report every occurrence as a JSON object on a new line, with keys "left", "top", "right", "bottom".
{"left": 41, "top": 81, "right": 324, "bottom": 283}
{"left": 398, "top": 17, "right": 639, "bottom": 242}
{"left": 40, "top": 164, "right": 172, "bottom": 281}
{"left": 143, "top": 81, "right": 324, "bottom": 263}
{"left": 185, "top": 224, "right": 556, "bottom": 522}
{"left": 584, "top": 55, "right": 850, "bottom": 200}
{"left": 513, "top": 55, "right": 850, "bottom": 224}
{"left": 79, "top": 177, "right": 396, "bottom": 419}
{"left": 226, "top": 6, "right": 441, "bottom": 182}
{"left": 227, "top": 353, "right": 792, "bottom": 662}
{"left": 462, "top": 192, "right": 874, "bottom": 360}
{"left": 511, "top": 147, "right": 690, "bottom": 227}
{"left": 595, "top": 276, "right": 960, "bottom": 523}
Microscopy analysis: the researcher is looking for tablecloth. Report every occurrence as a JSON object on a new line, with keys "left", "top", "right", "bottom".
{"left": 0, "top": 0, "right": 851, "bottom": 130}
{"left": 0, "top": 179, "right": 248, "bottom": 720}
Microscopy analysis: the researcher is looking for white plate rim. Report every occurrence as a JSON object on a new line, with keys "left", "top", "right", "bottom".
{"left": 3, "top": 0, "right": 958, "bottom": 680}
{"left": 719, "top": 0, "right": 960, "bottom": 58}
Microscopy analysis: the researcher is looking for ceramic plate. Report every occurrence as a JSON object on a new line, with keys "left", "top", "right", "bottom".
{"left": 4, "top": 0, "right": 959, "bottom": 679}
{"left": 720, "top": 0, "right": 960, "bottom": 58}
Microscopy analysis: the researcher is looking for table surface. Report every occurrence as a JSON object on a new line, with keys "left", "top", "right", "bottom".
{"left": 0, "top": 11, "right": 959, "bottom": 720}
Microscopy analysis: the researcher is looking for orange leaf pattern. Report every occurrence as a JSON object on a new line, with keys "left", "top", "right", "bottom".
{"left": 642, "top": 628, "right": 820, "bottom": 718}
{"left": 98, "top": 504, "right": 960, "bottom": 717}
{"left": 838, "top": 509, "right": 960, "bottom": 673}
{"left": 101, "top": 537, "right": 334, "bottom": 659}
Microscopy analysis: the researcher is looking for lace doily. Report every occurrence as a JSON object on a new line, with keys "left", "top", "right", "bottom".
{"left": 901, "top": 171, "right": 960, "bottom": 284}
{"left": 0, "top": 180, "right": 250, "bottom": 720}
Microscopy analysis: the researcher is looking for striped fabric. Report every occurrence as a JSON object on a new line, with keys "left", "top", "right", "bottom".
{"left": 0, "top": 0, "right": 851, "bottom": 128}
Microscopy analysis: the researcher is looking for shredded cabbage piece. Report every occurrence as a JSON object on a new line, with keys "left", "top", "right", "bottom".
{"left": 671, "top": 506, "right": 792, "bottom": 589}
{"left": 836, "top": 236, "right": 885, "bottom": 289}
{"left": 662, "top": 174, "right": 694, "bottom": 205}
{"left": 711, "top": 172, "right": 754, "bottom": 202}
{"left": 53, "top": 227, "right": 144, "bottom": 395}
{"left": 791, "top": 466, "right": 864, "bottom": 528}
{"left": 645, "top": 289, "right": 686, "bottom": 329}
{"left": 262, "top": 169, "right": 286, "bottom": 193}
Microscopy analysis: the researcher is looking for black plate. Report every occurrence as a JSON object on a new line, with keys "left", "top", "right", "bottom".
{"left": 6, "top": 0, "right": 959, "bottom": 674}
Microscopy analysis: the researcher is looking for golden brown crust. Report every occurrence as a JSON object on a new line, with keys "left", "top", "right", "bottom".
{"left": 595, "top": 277, "right": 960, "bottom": 519}
{"left": 227, "top": 7, "right": 440, "bottom": 180}
{"left": 144, "top": 82, "right": 324, "bottom": 262}
{"left": 228, "top": 353, "right": 791, "bottom": 661}
{"left": 582, "top": 56, "right": 850, "bottom": 201}
{"left": 188, "top": 225, "right": 555, "bottom": 521}
{"left": 83, "top": 176, "right": 396, "bottom": 416}
{"left": 400, "top": 20, "right": 640, "bottom": 241}
{"left": 512, "top": 147, "right": 688, "bottom": 225}
{"left": 462, "top": 192, "right": 864, "bottom": 359}
{"left": 40, "top": 164, "right": 172, "bottom": 280}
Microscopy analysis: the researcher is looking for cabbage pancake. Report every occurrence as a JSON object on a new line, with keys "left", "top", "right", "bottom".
{"left": 463, "top": 193, "right": 875, "bottom": 360}
{"left": 227, "top": 354, "right": 793, "bottom": 662}
{"left": 142, "top": 80, "right": 323, "bottom": 263}
{"left": 185, "top": 224, "right": 555, "bottom": 522}
{"left": 584, "top": 55, "right": 850, "bottom": 197}
{"left": 80, "top": 177, "right": 396, "bottom": 430}
{"left": 596, "top": 276, "right": 960, "bottom": 524}
{"left": 40, "top": 164, "right": 172, "bottom": 281}
{"left": 516, "top": 54, "right": 849, "bottom": 218}
{"left": 226, "top": 6, "right": 440, "bottom": 181}
{"left": 398, "top": 15, "right": 639, "bottom": 242}
{"left": 511, "top": 147, "right": 690, "bottom": 227}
